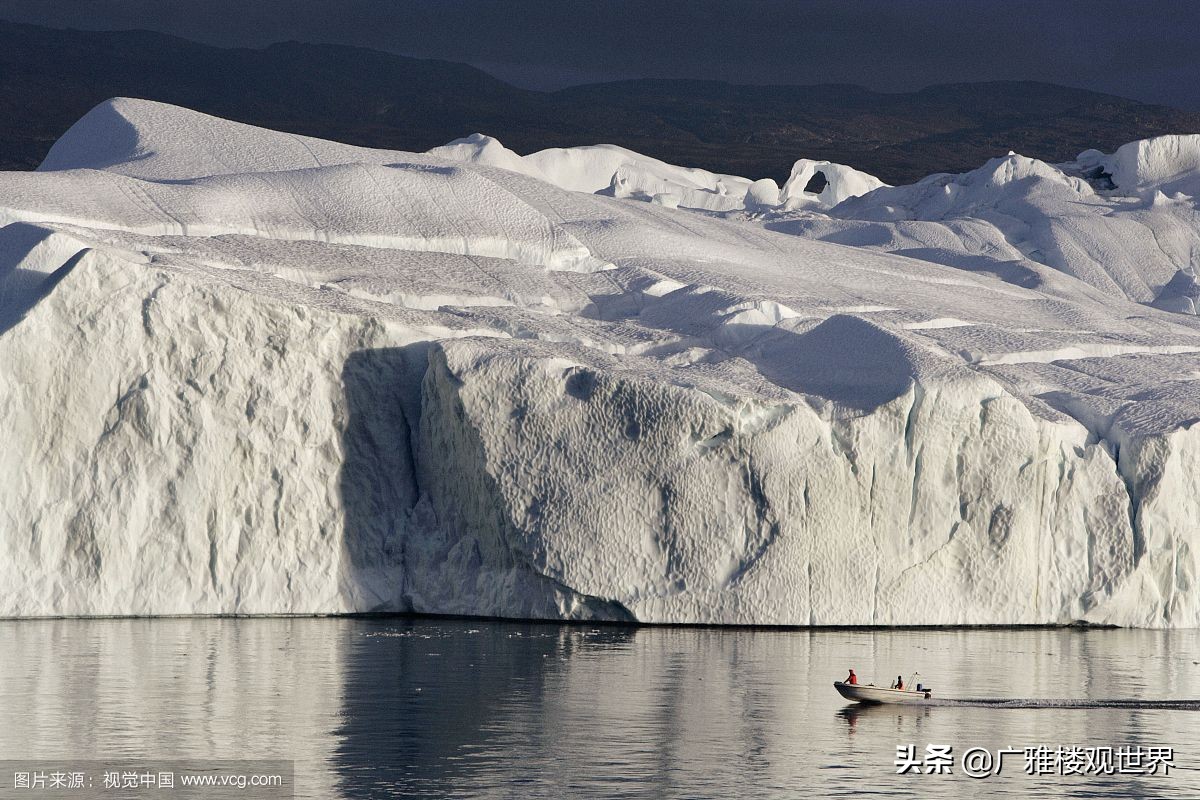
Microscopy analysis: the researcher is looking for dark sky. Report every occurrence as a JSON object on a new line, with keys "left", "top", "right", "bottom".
{"left": 4, "top": 0, "right": 1199, "bottom": 109}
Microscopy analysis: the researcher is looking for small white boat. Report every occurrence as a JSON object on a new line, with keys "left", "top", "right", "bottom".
{"left": 834, "top": 681, "right": 933, "bottom": 705}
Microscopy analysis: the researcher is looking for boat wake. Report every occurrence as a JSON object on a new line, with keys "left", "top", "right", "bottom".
{"left": 929, "top": 698, "right": 1200, "bottom": 710}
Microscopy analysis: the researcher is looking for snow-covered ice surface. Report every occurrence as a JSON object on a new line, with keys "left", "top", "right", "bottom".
{"left": 4, "top": 97, "right": 1200, "bottom": 626}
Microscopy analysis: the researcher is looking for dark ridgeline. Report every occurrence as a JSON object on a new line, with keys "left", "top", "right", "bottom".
{"left": 4, "top": 20, "right": 1200, "bottom": 184}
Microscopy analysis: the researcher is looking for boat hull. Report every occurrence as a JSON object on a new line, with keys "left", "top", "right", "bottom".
{"left": 834, "top": 681, "right": 932, "bottom": 705}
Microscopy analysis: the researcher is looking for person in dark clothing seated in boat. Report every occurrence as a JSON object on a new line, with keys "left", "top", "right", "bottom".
{"left": 846, "top": 669, "right": 858, "bottom": 685}
{"left": 892, "top": 675, "right": 905, "bottom": 690}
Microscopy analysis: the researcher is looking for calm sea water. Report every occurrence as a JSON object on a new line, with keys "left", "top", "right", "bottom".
{"left": 0, "top": 618, "right": 1196, "bottom": 798}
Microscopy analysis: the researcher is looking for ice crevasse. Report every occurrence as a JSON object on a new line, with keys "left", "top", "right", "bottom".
{"left": 1, "top": 98, "right": 1200, "bottom": 626}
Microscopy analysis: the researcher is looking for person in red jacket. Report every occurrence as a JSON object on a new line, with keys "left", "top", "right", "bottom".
{"left": 846, "top": 668, "right": 858, "bottom": 685}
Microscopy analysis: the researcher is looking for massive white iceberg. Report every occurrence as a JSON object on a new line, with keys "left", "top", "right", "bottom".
{"left": 2, "top": 97, "right": 1200, "bottom": 626}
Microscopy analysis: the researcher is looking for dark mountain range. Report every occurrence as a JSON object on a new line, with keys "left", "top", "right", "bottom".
{"left": 3, "top": 20, "right": 1199, "bottom": 184}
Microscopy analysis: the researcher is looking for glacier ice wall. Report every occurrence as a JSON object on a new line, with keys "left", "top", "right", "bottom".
{"left": 0, "top": 250, "right": 413, "bottom": 614}
{"left": 2, "top": 98, "right": 1200, "bottom": 625}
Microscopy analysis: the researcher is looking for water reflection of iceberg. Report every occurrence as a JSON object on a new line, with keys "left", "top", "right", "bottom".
{"left": 332, "top": 622, "right": 808, "bottom": 798}
{"left": 0, "top": 618, "right": 347, "bottom": 800}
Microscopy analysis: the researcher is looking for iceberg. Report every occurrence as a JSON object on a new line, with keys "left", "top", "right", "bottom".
{"left": 2, "top": 98, "right": 1200, "bottom": 626}
{"left": 428, "top": 135, "right": 883, "bottom": 213}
